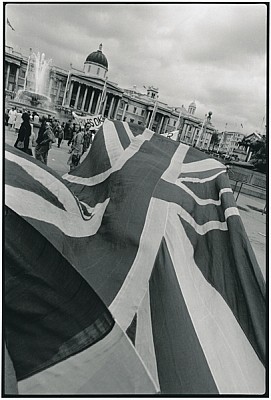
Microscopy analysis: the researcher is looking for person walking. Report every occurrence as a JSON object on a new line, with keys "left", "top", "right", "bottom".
{"left": 68, "top": 123, "right": 83, "bottom": 171}
{"left": 56, "top": 121, "right": 64, "bottom": 148}
{"left": 36, "top": 116, "right": 47, "bottom": 144}
{"left": 35, "top": 121, "right": 56, "bottom": 165}
{"left": 14, "top": 112, "right": 32, "bottom": 154}
{"left": 64, "top": 120, "right": 73, "bottom": 145}
{"left": 8, "top": 107, "right": 17, "bottom": 129}
{"left": 33, "top": 112, "right": 40, "bottom": 125}
{"left": 27, "top": 123, "right": 36, "bottom": 156}
{"left": 14, "top": 110, "right": 23, "bottom": 133}
{"left": 82, "top": 123, "right": 93, "bottom": 155}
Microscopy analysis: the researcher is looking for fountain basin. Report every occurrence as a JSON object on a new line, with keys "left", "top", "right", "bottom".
{"left": 7, "top": 99, "right": 57, "bottom": 119}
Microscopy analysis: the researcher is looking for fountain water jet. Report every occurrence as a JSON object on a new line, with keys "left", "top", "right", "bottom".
{"left": 8, "top": 51, "right": 57, "bottom": 117}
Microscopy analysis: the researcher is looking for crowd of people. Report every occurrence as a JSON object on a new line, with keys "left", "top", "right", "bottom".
{"left": 6, "top": 107, "right": 40, "bottom": 129}
{"left": 7, "top": 107, "right": 96, "bottom": 172}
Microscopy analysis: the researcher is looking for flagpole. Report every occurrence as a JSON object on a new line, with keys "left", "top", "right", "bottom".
{"left": 99, "top": 77, "right": 108, "bottom": 116}
{"left": 195, "top": 115, "right": 206, "bottom": 148}
{"left": 62, "top": 63, "right": 72, "bottom": 107}
{"left": 217, "top": 123, "right": 227, "bottom": 153}
{"left": 148, "top": 99, "right": 158, "bottom": 130}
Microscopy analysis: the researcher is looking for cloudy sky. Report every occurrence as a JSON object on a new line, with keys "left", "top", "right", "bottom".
{"left": 6, "top": 3, "right": 267, "bottom": 134}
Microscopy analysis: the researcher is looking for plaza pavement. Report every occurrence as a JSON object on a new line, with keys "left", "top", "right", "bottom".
{"left": 4, "top": 127, "right": 267, "bottom": 279}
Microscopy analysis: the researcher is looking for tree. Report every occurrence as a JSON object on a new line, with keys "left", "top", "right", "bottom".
{"left": 238, "top": 137, "right": 251, "bottom": 150}
{"left": 250, "top": 136, "right": 266, "bottom": 173}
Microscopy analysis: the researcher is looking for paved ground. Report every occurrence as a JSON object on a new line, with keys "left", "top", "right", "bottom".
{"left": 5, "top": 127, "right": 267, "bottom": 279}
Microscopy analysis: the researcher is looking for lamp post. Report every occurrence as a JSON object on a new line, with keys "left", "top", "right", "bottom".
{"left": 62, "top": 63, "right": 72, "bottom": 107}
{"left": 148, "top": 97, "right": 158, "bottom": 130}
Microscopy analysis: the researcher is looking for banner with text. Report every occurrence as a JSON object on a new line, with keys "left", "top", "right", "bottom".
{"left": 72, "top": 112, "right": 104, "bottom": 130}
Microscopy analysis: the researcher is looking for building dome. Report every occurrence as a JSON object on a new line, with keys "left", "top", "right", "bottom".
{"left": 85, "top": 43, "right": 108, "bottom": 69}
{"left": 188, "top": 100, "right": 196, "bottom": 115}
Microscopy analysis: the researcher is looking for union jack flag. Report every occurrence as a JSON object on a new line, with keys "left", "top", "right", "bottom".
{"left": 4, "top": 120, "right": 265, "bottom": 395}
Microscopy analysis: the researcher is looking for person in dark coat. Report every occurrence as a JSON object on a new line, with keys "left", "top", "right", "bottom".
{"left": 64, "top": 120, "right": 73, "bottom": 145}
{"left": 14, "top": 112, "right": 32, "bottom": 154}
{"left": 35, "top": 121, "right": 56, "bottom": 165}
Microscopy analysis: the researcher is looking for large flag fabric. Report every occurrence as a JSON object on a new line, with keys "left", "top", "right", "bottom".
{"left": 4, "top": 119, "right": 266, "bottom": 395}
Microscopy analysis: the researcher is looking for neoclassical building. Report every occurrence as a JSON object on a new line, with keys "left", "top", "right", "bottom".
{"left": 5, "top": 43, "right": 217, "bottom": 147}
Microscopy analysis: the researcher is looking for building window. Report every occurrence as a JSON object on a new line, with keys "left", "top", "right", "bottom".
{"left": 97, "top": 67, "right": 100, "bottom": 75}
{"left": 19, "top": 69, "right": 26, "bottom": 78}
{"left": 141, "top": 109, "right": 145, "bottom": 116}
{"left": 130, "top": 118, "right": 134, "bottom": 123}
{"left": 138, "top": 121, "right": 142, "bottom": 125}
{"left": 88, "top": 65, "right": 91, "bottom": 72}
{"left": 119, "top": 101, "right": 124, "bottom": 109}
{"left": 173, "top": 121, "right": 176, "bottom": 126}
{"left": 133, "top": 107, "right": 137, "bottom": 114}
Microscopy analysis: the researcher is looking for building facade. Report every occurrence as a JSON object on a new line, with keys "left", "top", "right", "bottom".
{"left": 5, "top": 44, "right": 216, "bottom": 144}
{"left": 217, "top": 131, "right": 246, "bottom": 154}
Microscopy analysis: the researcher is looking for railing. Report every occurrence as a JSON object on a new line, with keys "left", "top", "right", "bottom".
{"left": 227, "top": 165, "right": 266, "bottom": 203}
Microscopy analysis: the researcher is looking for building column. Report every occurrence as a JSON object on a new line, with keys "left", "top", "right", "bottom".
{"left": 74, "top": 83, "right": 81, "bottom": 109}
{"left": 207, "top": 131, "right": 212, "bottom": 149}
{"left": 162, "top": 116, "right": 169, "bottom": 134}
{"left": 81, "top": 85, "right": 88, "bottom": 111}
{"left": 56, "top": 80, "right": 62, "bottom": 103}
{"left": 5, "top": 63, "right": 11, "bottom": 90}
{"left": 113, "top": 97, "right": 121, "bottom": 119}
{"left": 190, "top": 126, "right": 196, "bottom": 144}
{"left": 48, "top": 76, "right": 53, "bottom": 97}
{"left": 95, "top": 92, "right": 102, "bottom": 114}
{"left": 15, "top": 67, "right": 20, "bottom": 92}
{"left": 121, "top": 103, "right": 128, "bottom": 121}
{"left": 184, "top": 123, "right": 190, "bottom": 141}
{"left": 157, "top": 115, "right": 165, "bottom": 134}
{"left": 145, "top": 110, "right": 151, "bottom": 127}
{"left": 180, "top": 123, "right": 187, "bottom": 141}
{"left": 108, "top": 96, "right": 114, "bottom": 119}
{"left": 102, "top": 94, "right": 108, "bottom": 116}
{"left": 67, "top": 80, "right": 74, "bottom": 107}
{"left": 88, "top": 89, "right": 95, "bottom": 113}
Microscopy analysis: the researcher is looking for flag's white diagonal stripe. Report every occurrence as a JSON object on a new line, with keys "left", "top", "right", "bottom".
{"left": 6, "top": 185, "right": 109, "bottom": 238}
{"left": 135, "top": 287, "right": 160, "bottom": 391}
{"left": 174, "top": 182, "right": 233, "bottom": 206}
{"left": 18, "top": 323, "right": 159, "bottom": 395}
{"left": 182, "top": 158, "right": 225, "bottom": 173}
{"left": 176, "top": 203, "right": 239, "bottom": 235}
{"left": 161, "top": 144, "right": 189, "bottom": 183}
{"left": 110, "top": 144, "right": 187, "bottom": 330}
{"left": 122, "top": 122, "right": 135, "bottom": 141}
{"left": 6, "top": 150, "right": 79, "bottom": 215}
{"left": 164, "top": 209, "right": 265, "bottom": 394}
{"left": 63, "top": 129, "right": 154, "bottom": 186}
{"left": 109, "top": 197, "right": 168, "bottom": 330}
{"left": 103, "top": 119, "right": 126, "bottom": 166}
{"left": 178, "top": 170, "right": 226, "bottom": 183}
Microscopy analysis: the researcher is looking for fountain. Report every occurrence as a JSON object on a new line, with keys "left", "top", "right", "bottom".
{"left": 7, "top": 51, "right": 57, "bottom": 118}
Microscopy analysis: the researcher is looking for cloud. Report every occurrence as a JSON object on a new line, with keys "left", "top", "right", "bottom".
{"left": 5, "top": 3, "right": 267, "bottom": 134}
